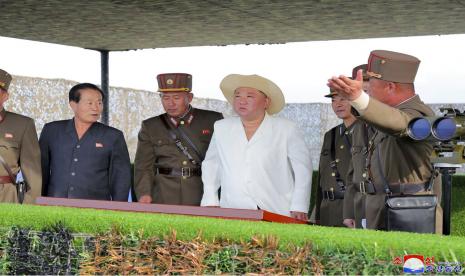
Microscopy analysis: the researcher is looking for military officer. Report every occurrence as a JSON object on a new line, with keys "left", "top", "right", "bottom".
{"left": 328, "top": 50, "right": 436, "bottom": 230}
{"left": 314, "top": 87, "right": 356, "bottom": 227}
{"left": 342, "top": 64, "right": 371, "bottom": 229}
{"left": 134, "top": 73, "right": 223, "bottom": 205}
{"left": 0, "top": 68, "right": 42, "bottom": 203}
{"left": 40, "top": 83, "right": 131, "bottom": 201}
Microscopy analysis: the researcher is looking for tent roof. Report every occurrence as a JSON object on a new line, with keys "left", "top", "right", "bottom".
{"left": 2, "top": 0, "right": 465, "bottom": 51}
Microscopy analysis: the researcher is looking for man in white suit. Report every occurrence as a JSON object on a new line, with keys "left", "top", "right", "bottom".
{"left": 200, "top": 74, "right": 312, "bottom": 221}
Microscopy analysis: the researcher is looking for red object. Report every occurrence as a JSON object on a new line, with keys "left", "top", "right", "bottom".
{"left": 35, "top": 197, "right": 306, "bottom": 224}
{"left": 392, "top": 256, "right": 403, "bottom": 265}
{"left": 424, "top": 257, "right": 434, "bottom": 266}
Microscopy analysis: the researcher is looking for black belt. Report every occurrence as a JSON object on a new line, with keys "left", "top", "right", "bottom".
{"left": 155, "top": 167, "right": 201, "bottom": 178}
{"left": 322, "top": 189, "right": 344, "bottom": 200}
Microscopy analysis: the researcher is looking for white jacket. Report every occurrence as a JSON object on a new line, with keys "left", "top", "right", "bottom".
{"left": 200, "top": 114, "right": 312, "bottom": 216}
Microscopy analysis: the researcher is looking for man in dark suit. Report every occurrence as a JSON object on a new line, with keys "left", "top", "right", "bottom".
{"left": 134, "top": 73, "right": 223, "bottom": 205}
{"left": 40, "top": 83, "right": 131, "bottom": 201}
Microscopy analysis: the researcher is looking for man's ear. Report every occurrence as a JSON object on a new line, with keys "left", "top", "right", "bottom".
{"left": 265, "top": 97, "right": 271, "bottom": 109}
{"left": 69, "top": 101, "right": 77, "bottom": 112}
{"left": 387, "top": 82, "right": 397, "bottom": 95}
{"left": 187, "top": 92, "right": 194, "bottom": 103}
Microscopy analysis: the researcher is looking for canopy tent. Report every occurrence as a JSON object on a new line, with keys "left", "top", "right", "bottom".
{"left": 2, "top": 0, "right": 465, "bottom": 51}
{"left": 2, "top": 0, "right": 465, "bottom": 123}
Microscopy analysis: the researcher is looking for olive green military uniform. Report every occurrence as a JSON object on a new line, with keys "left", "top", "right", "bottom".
{"left": 0, "top": 69, "right": 42, "bottom": 203}
{"left": 357, "top": 96, "right": 441, "bottom": 230}
{"left": 315, "top": 123, "right": 354, "bottom": 227}
{"left": 134, "top": 108, "right": 223, "bottom": 205}
{"left": 350, "top": 50, "right": 443, "bottom": 231}
{"left": 343, "top": 120, "right": 370, "bottom": 228}
{"left": 135, "top": 73, "right": 223, "bottom": 205}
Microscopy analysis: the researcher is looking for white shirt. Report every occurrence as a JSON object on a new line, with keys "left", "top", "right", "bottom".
{"left": 200, "top": 114, "right": 312, "bottom": 216}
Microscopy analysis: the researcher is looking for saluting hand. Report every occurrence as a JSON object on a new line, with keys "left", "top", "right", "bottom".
{"left": 327, "top": 69, "right": 364, "bottom": 101}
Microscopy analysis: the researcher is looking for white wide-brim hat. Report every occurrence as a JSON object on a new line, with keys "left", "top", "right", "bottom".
{"left": 220, "top": 74, "right": 285, "bottom": 115}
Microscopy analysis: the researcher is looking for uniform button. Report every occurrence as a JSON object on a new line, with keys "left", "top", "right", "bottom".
{"left": 74, "top": 158, "right": 78, "bottom": 162}
{"left": 362, "top": 173, "right": 367, "bottom": 177}
{"left": 69, "top": 187, "right": 74, "bottom": 191}
{"left": 76, "top": 145, "right": 81, "bottom": 148}
{"left": 340, "top": 145, "right": 344, "bottom": 149}
{"left": 180, "top": 121, "right": 185, "bottom": 125}
{"left": 335, "top": 159, "right": 339, "bottom": 163}
{"left": 71, "top": 172, "right": 76, "bottom": 176}
{"left": 182, "top": 161, "right": 188, "bottom": 165}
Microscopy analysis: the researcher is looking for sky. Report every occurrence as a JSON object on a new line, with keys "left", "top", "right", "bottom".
{"left": 1, "top": 34, "right": 464, "bottom": 103}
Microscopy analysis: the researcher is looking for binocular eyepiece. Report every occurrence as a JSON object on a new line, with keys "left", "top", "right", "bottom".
{"left": 407, "top": 109, "right": 465, "bottom": 141}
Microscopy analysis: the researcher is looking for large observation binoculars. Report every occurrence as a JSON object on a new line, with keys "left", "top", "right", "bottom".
{"left": 407, "top": 108, "right": 465, "bottom": 141}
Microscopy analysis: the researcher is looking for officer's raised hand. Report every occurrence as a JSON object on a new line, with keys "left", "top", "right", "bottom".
{"left": 327, "top": 69, "right": 364, "bottom": 101}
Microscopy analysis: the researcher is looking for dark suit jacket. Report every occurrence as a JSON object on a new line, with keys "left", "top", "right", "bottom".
{"left": 39, "top": 119, "right": 131, "bottom": 201}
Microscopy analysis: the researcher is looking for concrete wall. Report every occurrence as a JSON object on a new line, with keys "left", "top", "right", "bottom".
{"left": 6, "top": 75, "right": 465, "bottom": 169}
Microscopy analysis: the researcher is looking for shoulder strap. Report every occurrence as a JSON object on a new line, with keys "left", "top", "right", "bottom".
{"left": 0, "top": 154, "right": 16, "bottom": 184}
{"left": 375, "top": 137, "right": 436, "bottom": 194}
{"left": 329, "top": 126, "right": 345, "bottom": 191}
{"left": 330, "top": 127, "right": 337, "bottom": 161}
{"left": 375, "top": 145, "right": 391, "bottom": 194}
{"left": 160, "top": 115, "right": 202, "bottom": 165}
{"left": 175, "top": 125, "right": 205, "bottom": 162}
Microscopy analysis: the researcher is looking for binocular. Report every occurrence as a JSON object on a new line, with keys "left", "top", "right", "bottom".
{"left": 407, "top": 108, "right": 465, "bottom": 141}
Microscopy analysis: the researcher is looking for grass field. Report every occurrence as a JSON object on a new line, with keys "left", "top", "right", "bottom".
{"left": 0, "top": 202, "right": 464, "bottom": 261}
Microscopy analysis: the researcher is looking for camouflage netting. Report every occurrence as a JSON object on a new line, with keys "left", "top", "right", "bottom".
{"left": 8, "top": 75, "right": 465, "bottom": 170}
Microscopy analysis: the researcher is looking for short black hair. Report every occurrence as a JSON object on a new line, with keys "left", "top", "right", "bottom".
{"left": 69, "top": 83, "right": 105, "bottom": 103}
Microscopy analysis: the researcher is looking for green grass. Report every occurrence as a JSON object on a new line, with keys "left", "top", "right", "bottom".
{"left": 451, "top": 174, "right": 465, "bottom": 236}
{"left": 0, "top": 203, "right": 464, "bottom": 260}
